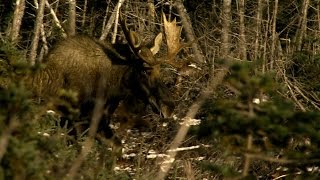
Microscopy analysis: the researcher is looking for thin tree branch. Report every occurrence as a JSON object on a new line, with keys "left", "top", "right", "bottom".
{"left": 156, "top": 67, "right": 228, "bottom": 180}
{"left": 174, "top": 0, "right": 204, "bottom": 63}
{"left": 45, "top": 0, "right": 67, "bottom": 37}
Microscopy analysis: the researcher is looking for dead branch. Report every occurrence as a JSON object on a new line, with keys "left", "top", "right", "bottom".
{"left": 173, "top": 0, "right": 204, "bottom": 63}
{"left": 45, "top": 0, "right": 67, "bottom": 37}
{"left": 156, "top": 67, "right": 228, "bottom": 180}
{"left": 100, "top": 0, "right": 126, "bottom": 42}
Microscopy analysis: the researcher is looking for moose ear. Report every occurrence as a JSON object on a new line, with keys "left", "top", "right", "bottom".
{"left": 129, "top": 31, "right": 141, "bottom": 48}
{"left": 150, "top": 33, "right": 163, "bottom": 55}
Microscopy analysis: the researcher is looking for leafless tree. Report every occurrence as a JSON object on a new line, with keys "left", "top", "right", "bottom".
{"left": 100, "top": 0, "right": 126, "bottom": 42}
{"left": 29, "top": 0, "right": 46, "bottom": 65}
{"left": 221, "top": 0, "right": 231, "bottom": 59}
{"left": 68, "top": 0, "right": 76, "bottom": 36}
{"left": 296, "top": 0, "right": 310, "bottom": 51}
{"left": 270, "top": 0, "right": 278, "bottom": 70}
{"left": 174, "top": 0, "right": 204, "bottom": 63}
{"left": 254, "top": 0, "right": 264, "bottom": 63}
{"left": 81, "top": 0, "right": 87, "bottom": 28}
{"left": 147, "top": 0, "right": 155, "bottom": 31}
{"left": 238, "top": 0, "right": 247, "bottom": 60}
{"left": 9, "top": 0, "right": 26, "bottom": 43}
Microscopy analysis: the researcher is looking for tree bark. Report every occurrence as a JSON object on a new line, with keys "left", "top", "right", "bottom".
{"left": 254, "top": 0, "right": 263, "bottom": 62}
{"left": 68, "top": 0, "right": 76, "bottom": 36}
{"left": 174, "top": 0, "right": 204, "bottom": 63}
{"left": 102, "top": 0, "right": 112, "bottom": 33}
{"left": 9, "top": 0, "right": 26, "bottom": 43}
{"left": 29, "top": 0, "right": 45, "bottom": 65}
{"left": 147, "top": 0, "right": 155, "bottom": 32}
{"left": 221, "top": 0, "right": 232, "bottom": 59}
{"left": 296, "top": 0, "right": 310, "bottom": 51}
{"left": 238, "top": 0, "right": 247, "bottom": 60}
{"left": 262, "top": 0, "right": 270, "bottom": 73}
{"left": 38, "top": 23, "right": 48, "bottom": 62}
{"left": 81, "top": 0, "right": 87, "bottom": 28}
{"left": 270, "top": 0, "right": 278, "bottom": 70}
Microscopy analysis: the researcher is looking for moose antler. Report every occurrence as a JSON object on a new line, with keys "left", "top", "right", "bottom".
{"left": 119, "top": 13, "right": 162, "bottom": 66}
{"left": 163, "top": 13, "right": 183, "bottom": 60}
{"left": 161, "top": 13, "right": 187, "bottom": 69}
{"left": 119, "top": 11, "right": 189, "bottom": 70}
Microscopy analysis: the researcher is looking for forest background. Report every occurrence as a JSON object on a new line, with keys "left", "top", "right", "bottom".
{"left": 0, "top": 0, "right": 320, "bottom": 179}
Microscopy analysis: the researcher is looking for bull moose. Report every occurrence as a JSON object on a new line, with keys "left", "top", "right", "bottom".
{"left": 30, "top": 13, "right": 184, "bottom": 143}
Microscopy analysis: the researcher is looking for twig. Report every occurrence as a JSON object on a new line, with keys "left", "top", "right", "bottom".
{"left": 0, "top": 116, "right": 19, "bottom": 162}
{"left": 100, "top": 0, "right": 126, "bottom": 42}
{"left": 282, "top": 72, "right": 306, "bottom": 111}
{"left": 246, "top": 153, "right": 320, "bottom": 164}
{"left": 156, "top": 68, "right": 228, "bottom": 180}
{"left": 45, "top": 0, "right": 67, "bottom": 38}
{"left": 290, "top": 79, "right": 320, "bottom": 111}
{"left": 67, "top": 96, "right": 105, "bottom": 179}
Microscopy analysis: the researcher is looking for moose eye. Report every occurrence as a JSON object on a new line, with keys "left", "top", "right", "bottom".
{"left": 142, "top": 67, "right": 153, "bottom": 76}
{"left": 142, "top": 70, "right": 148, "bottom": 75}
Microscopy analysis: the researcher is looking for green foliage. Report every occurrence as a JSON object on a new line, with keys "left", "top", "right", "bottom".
{"left": 195, "top": 63, "right": 320, "bottom": 178}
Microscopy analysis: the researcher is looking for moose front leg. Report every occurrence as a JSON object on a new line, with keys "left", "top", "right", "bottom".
{"left": 96, "top": 99, "right": 122, "bottom": 146}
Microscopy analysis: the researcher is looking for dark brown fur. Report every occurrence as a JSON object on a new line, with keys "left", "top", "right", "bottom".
{"left": 31, "top": 35, "right": 174, "bottom": 140}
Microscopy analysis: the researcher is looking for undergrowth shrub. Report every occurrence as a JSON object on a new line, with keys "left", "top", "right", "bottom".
{"left": 193, "top": 63, "right": 320, "bottom": 178}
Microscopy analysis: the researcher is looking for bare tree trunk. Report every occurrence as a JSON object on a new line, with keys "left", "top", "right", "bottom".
{"left": 238, "top": 0, "right": 247, "bottom": 60}
{"left": 38, "top": 23, "right": 48, "bottom": 62}
{"left": 270, "top": 0, "right": 278, "bottom": 70}
{"left": 68, "top": 0, "right": 76, "bottom": 36}
{"left": 254, "top": 0, "right": 263, "bottom": 62}
{"left": 81, "top": 0, "right": 87, "bottom": 28}
{"left": 296, "top": 0, "right": 310, "bottom": 51}
{"left": 147, "top": 0, "right": 155, "bottom": 32}
{"left": 221, "top": 0, "right": 232, "bottom": 59}
{"left": 29, "top": 0, "right": 45, "bottom": 65}
{"left": 262, "top": 0, "right": 270, "bottom": 73}
{"left": 9, "top": 0, "right": 26, "bottom": 43}
{"left": 174, "top": 0, "right": 204, "bottom": 63}
{"left": 318, "top": 3, "right": 320, "bottom": 37}
{"left": 102, "top": 0, "right": 112, "bottom": 32}
{"left": 316, "top": 2, "right": 320, "bottom": 54}
{"left": 101, "top": 14, "right": 113, "bottom": 39}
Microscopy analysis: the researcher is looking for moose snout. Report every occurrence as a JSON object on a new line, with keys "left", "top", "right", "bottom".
{"left": 148, "top": 96, "right": 174, "bottom": 118}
